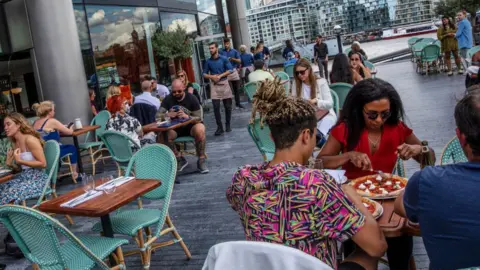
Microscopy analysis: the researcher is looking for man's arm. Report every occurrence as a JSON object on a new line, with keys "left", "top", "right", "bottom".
{"left": 325, "top": 43, "right": 329, "bottom": 58}
{"left": 456, "top": 21, "right": 465, "bottom": 38}
{"left": 230, "top": 51, "right": 241, "bottom": 64}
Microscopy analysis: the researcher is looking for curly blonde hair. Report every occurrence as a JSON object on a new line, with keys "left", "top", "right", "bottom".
{"left": 32, "top": 101, "right": 54, "bottom": 117}
{"left": 5, "top": 112, "right": 44, "bottom": 146}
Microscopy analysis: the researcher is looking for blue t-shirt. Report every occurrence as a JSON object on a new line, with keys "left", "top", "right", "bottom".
{"left": 455, "top": 19, "right": 473, "bottom": 49}
{"left": 240, "top": 53, "right": 254, "bottom": 67}
{"left": 220, "top": 48, "right": 241, "bottom": 69}
{"left": 404, "top": 162, "right": 480, "bottom": 269}
{"left": 263, "top": 46, "right": 270, "bottom": 56}
{"left": 203, "top": 55, "right": 233, "bottom": 81}
{"left": 284, "top": 58, "right": 298, "bottom": 67}
{"left": 282, "top": 47, "right": 294, "bottom": 59}
{"left": 254, "top": 52, "right": 264, "bottom": 60}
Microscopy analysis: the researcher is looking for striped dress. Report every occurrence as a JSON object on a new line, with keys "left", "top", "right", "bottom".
{"left": 226, "top": 161, "right": 365, "bottom": 269}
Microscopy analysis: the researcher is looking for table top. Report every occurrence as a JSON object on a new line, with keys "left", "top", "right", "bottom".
{"left": 376, "top": 199, "right": 420, "bottom": 237}
{"left": 143, "top": 117, "right": 200, "bottom": 133}
{"left": 0, "top": 173, "right": 14, "bottom": 184}
{"left": 38, "top": 178, "right": 161, "bottom": 217}
{"left": 60, "top": 125, "right": 100, "bottom": 137}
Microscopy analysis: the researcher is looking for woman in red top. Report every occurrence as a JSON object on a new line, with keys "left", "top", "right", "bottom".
{"left": 318, "top": 78, "right": 435, "bottom": 270}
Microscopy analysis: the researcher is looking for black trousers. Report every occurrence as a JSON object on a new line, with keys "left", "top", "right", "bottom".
{"left": 343, "top": 236, "right": 413, "bottom": 270}
{"left": 229, "top": 80, "right": 242, "bottom": 107}
{"left": 317, "top": 57, "right": 329, "bottom": 81}
{"left": 212, "top": 98, "right": 232, "bottom": 127}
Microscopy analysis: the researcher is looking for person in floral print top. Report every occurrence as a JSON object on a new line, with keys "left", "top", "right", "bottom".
{"left": 106, "top": 95, "right": 142, "bottom": 151}
{"left": 226, "top": 78, "right": 387, "bottom": 270}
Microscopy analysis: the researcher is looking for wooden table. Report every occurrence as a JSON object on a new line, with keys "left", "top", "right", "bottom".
{"left": 0, "top": 172, "right": 14, "bottom": 184}
{"left": 39, "top": 178, "right": 160, "bottom": 264}
{"left": 377, "top": 199, "right": 421, "bottom": 237}
{"left": 143, "top": 118, "right": 200, "bottom": 143}
{"left": 60, "top": 125, "right": 100, "bottom": 174}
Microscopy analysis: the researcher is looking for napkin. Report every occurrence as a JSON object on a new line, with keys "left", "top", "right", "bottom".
{"left": 96, "top": 176, "right": 135, "bottom": 191}
{"left": 323, "top": 169, "right": 347, "bottom": 184}
{"left": 61, "top": 191, "right": 102, "bottom": 208}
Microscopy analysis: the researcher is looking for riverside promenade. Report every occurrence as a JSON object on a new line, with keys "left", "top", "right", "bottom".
{"left": 0, "top": 59, "right": 466, "bottom": 269}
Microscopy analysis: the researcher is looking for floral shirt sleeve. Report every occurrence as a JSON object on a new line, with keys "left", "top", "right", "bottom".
{"left": 307, "top": 170, "right": 365, "bottom": 242}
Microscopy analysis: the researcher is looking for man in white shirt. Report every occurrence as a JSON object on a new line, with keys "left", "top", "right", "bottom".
{"left": 248, "top": 60, "right": 274, "bottom": 83}
{"left": 152, "top": 77, "right": 170, "bottom": 100}
{"left": 134, "top": 80, "right": 160, "bottom": 110}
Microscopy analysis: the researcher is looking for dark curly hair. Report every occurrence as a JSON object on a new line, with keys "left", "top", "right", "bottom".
{"left": 455, "top": 92, "right": 480, "bottom": 156}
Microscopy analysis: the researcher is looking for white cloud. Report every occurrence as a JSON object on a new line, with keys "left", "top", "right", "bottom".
{"left": 74, "top": 9, "right": 91, "bottom": 50}
{"left": 88, "top": 9, "right": 105, "bottom": 27}
{"left": 167, "top": 18, "right": 197, "bottom": 33}
{"left": 133, "top": 8, "right": 158, "bottom": 24}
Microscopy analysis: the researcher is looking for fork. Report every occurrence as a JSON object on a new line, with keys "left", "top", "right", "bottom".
{"left": 375, "top": 170, "right": 387, "bottom": 180}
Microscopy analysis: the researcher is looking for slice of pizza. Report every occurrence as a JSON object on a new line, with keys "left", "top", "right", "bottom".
{"left": 361, "top": 197, "right": 383, "bottom": 219}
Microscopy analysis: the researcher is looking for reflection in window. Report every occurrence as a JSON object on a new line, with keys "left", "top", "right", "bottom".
{"left": 86, "top": 5, "right": 159, "bottom": 97}
{"left": 198, "top": 12, "right": 223, "bottom": 36}
{"left": 160, "top": 12, "right": 197, "bottom": 35}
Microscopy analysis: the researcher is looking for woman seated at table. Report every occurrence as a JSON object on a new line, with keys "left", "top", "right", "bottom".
{"left": 318, "top": 78, "right": 435, "bottom": 269}
{"left": 330, "top": 53, "right": 361, "bottom": 84}
{"left": 176, "top": 69, "right": 201, "bottom": 103}
{"left": 350, "top": 52, "right": 371, "bottom": 84}
{"left": 291, "top": 58, "right": 337, "bottom": 139}
{"left": 106, "top": 85, "right": 121, "bottom": 111}
{"left": 32, "top": 101, "right": 79, "bottom": 180}
{"left": 105, "top": 95, "right": 144, "bottom": 151}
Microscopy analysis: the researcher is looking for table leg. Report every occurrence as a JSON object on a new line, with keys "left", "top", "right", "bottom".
{"left": 163, "top": 131, "right": 168, "bottom": 145}
{"left": 72, "top": 136, "right": 84, "bottom": 174}
{"left": 101, "top": 214, "right": 117, "bottom": 266}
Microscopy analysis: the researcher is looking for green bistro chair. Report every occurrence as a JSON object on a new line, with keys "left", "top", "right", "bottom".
{"left": 0, "top": 205, "right": 127, "bottom": 270}
{"left": 78, "top": 110, "right": 111, "bottom": 175}
{"left": 244, "top": 81, "right": 259, "bottom": 101}
{"left": 284, "top": 64, "right": 295, "bottom": 80}
{"left": 99, "top": 130, "right": 140, "bottom": 176}
{"left": 467, "top": 46, "right": 480, "bottom": 66}
{"left": 92, "top": 144, "right": 191, "bottom": 269}
{"left": 440, "top": 136, "right": 467, "bottom": 165}
{"left": 174, "top": 108, "right": 204, "bottom": 157}
{"left": 420, "top": 37, "right": 435, "bottom": 44}
{"left": 330, "top": 90, "right": 340, "bottom": 117}
{"left": 248, "top": 118, "right": 275, "bottom": 162}
{"left": 411, "top": 41, "right": 429, "bottom": 65}
{"left": 329, "top": 82, "right": 353, "bottom": 109}
{"left": 407, "top": 37, "right": 420, "bottom": 48}
{"left": 363, "top": 60, "right": 376, "bottom": 78}
{"left": 420, "top": 44, "right": 441, "bottom": 75}
{"left": 275, "top": 71, "right": 291, "bottom": 95}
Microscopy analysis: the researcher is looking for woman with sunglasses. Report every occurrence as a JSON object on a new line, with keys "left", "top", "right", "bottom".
{"left": 176, "top": 69, "right": 201, "bottom": 103}
{"left": 350, "top": 52, "right": 371, "bottom": 84}
{"left": 318, "top": 78, "right": 434, "bottom": 270}
{"left": 291, "top": 59, "right": 337, "bottom": 138}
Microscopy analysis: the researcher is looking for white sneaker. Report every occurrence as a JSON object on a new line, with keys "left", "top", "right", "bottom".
{"left": 458, "top": 69, "right": 464, "bottom": 75}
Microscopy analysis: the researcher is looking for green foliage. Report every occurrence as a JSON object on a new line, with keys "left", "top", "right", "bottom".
{"left": 435, "top": 0, "right": 480, "bottom": 23}
{"left": 151, "top": 24, "right": 193, "bottom": 61}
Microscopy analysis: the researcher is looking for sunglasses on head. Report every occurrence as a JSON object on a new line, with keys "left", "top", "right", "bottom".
{"left": 364, "top": 110, "right": 391, "bottom": 120}
{"left": 295, "top": 69, "right": 308, "bottom": 76}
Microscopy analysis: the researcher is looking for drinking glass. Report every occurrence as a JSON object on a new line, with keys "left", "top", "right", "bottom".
{"left": 83, "top": 175, "right": 94, "bottom": 194}
{"left": 308, "top": 157, "right": 324, "bottom": 169}
{"left": 104, "top": 175, "right": 116, "bottom": 194}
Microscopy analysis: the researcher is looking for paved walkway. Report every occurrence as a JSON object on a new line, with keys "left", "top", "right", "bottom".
{"left": 1, "top": 59, "right": 466, "bottom": 269}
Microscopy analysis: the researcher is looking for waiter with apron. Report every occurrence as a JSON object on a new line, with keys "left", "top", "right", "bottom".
{"left": 220, "top": 38, "right": 245, "bottom": 110}
{"left": 203, "top": 41, "right": 234, "bottom": 136}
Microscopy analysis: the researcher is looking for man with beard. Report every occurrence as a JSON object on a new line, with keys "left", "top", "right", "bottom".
{"left": 220, "top": 38, "right": 245, "bottom": 109}
{"left": 158, "top": 79, "right": 208, "bottom": 174}
{"left": 203, "top": 42, "right": 233, "bottom": 136}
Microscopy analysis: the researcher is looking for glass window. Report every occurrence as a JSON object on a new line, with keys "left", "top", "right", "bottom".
{"left": 198, "top": 12, "right": 223, "bottom": 36}
{"left": 160, "top": 12, "right": 197, "bottom": 35}
{"left": 86, "top": 5, "right": 159, "bottom": 97}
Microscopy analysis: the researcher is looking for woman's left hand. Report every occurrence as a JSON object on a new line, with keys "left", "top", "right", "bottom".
{"left": 309, "top": 98, "right": 317, "bottom": 105}
{"left": 396, "top": 144, "right": 422, "bottom": 160}
{"left": 13, "top": 148, "right": 22, "bottom": 164}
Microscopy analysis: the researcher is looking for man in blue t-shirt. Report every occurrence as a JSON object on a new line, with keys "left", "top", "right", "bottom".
{"left": 395, "top": 91, "right": 480, "bottom": 269}
{"left": 220, "top": 38, "right": 245, "bottom": 110}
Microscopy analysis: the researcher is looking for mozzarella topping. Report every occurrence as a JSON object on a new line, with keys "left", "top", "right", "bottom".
{"left": 363, "top": 203, "right": 369, "bottom": 208}
{"left": 365, "top": 180, "right": 372, "bottom": 185}
{"left": 385, "top": 181, "right": 392, "bottom": 186}
{"left": 365, "top": 189, "right": 370, "bottom": 194}
{"left": 369, "top": 184, "right": 376, "bottom": 190}
{"left": 395, "top": 181, "right": 401, "bottom": 185}
{"left": 358, "top": 184, "right": 366, "bottom": 190}
{"left": 382, "top": 190, "right": 389, "bottom": 194}
{"left": 393, "top": 184, "right": 401, "bottom": 190}
{"left": 376, "top": 175, "right": 382, "bottom": 181}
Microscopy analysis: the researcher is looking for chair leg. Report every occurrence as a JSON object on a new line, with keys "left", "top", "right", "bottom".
{"left": 114, "top": 247, "right": 125, "bottom": 269}
{"left": 165, "top": 215, "right": 192, "bottom": 259}
{"left": 89, "top": 148, "right": 96, "bottom": 176}
{"left": 66, "top": 156, "right": 76, "bottom": 184}
{"left": 32, "top": 264, "right": 40, "bottom": 270}
{"left": 136, "top": 230, "right": 147, "bottom": 266}
{"left": 53, "top": 191, "right": 74, "bottom": 225}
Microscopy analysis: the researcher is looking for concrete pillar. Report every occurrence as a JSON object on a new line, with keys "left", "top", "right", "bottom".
{"left": 225, "top": 0, "right": 251, "bottom": 49}
{"left": 25, "top": 0, "right": 90, "bottom": 124}
{"left": 215, "top": 0, "right": 227, "bottom": 36}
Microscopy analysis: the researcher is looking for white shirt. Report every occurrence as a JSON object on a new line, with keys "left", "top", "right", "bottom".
{"left": 156, "top": 84, "right": 170, "bottom": 99}
{"left": 291, "top": 78, "right": 337, "bottom": 121}
{"left": 134, "top": 92, "right": 161, "bottom": 110}
{"left": 248, "top": 70, "right": 274, "bottom": 83}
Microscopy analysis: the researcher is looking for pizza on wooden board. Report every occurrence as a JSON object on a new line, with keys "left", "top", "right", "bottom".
{"left": 361, "top": 197, "right": 383, "bottom": 219}
{"left": 349, "top": 173, "right": 408, "bottom": 198}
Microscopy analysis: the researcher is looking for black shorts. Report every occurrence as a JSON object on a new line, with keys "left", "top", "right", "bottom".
{"left": 175, "top": 123, "right": 195, "bottom": 137}
{"left": 338, "top": 261, "right": 365, "bottom": 270}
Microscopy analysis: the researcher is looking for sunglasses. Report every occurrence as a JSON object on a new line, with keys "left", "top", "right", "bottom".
{"left": 295, "top": 69, "right": 308, "bottom": 76}
{"left": 364, "top": 110, "right": 391, "bottom": 120}
{"left": 178, "top": 74, "right": 185, "bottom": 78}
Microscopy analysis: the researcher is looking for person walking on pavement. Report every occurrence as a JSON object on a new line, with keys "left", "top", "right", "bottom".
{"left": 437, "top": 16, "right": 462, "bottom": 76}
{"left": 314, "top": 35, "right": 329, "bottom": 81}
{"left": 220, "top": 38, "right": 245, "bottom": 109}
{"left": 203, "top": 42, "right": 234, "bottom": 136}
{"left": 456, "top": 10, "right": 473, "bottom": 73}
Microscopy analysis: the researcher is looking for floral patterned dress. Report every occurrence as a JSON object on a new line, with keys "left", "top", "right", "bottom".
{"left": 0, "top": 152, "right": 48, "bottom": 205}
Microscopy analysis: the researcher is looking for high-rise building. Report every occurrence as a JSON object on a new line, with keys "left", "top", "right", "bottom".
{"left": 247, "top": 0, "right": 435, "bottom": 47}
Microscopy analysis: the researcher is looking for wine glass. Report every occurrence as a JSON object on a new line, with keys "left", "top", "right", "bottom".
{"left": 104, "top": 175, "right": 116, "bottom": 194}
{"left": 82, "top": 175, "right": 93, "bottom": 194}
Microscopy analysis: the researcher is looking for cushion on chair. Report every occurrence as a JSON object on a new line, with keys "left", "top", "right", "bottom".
{"left": 60, "top": 235, "right": 127, "bottom": 269}
{"left": 91, "top": 209, "right": 161, "bottom": 236}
